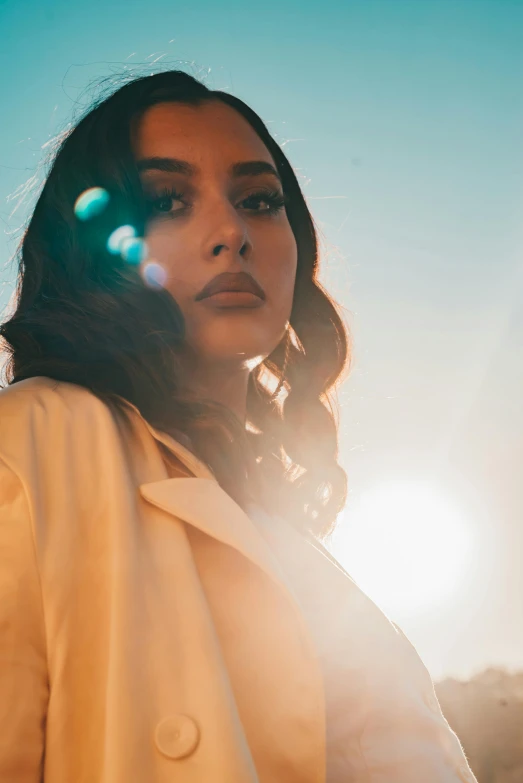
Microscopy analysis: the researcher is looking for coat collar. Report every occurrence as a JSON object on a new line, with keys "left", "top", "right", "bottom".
{"left": 123, "top": 399, "right": 217, "bottom": 482}
{"left": 122, "top": 399, "right": 293, "bottom": 593}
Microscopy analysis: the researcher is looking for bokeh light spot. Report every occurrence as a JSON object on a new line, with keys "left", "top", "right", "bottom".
{"left": 107, "top": 225, "right": 136, "bottom": 255}
{"left": 74, "top": 187, "right": 110, "bottom": 221}
{"left": 141, "top": 261, "right": 167, "bottom": 289}
{"left": 121, "top": 236, "right": 148, "bottom": 265}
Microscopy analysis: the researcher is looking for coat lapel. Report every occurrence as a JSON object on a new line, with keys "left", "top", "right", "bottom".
{"left": 139, "top": 477, "right": 291, "bottom": 595}
{"left": 130, "top": 399, "right": 326, "bottom": 598}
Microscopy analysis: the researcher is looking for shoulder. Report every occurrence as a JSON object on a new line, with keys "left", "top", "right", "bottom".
{"left": 0, "top": 375, "right": 106, "bottom": 418}
{"left": 0, "top": 376, "right": 123, "bottom": 472}
{"left": 0, "top": 376, "right": 116, "bottom": 435}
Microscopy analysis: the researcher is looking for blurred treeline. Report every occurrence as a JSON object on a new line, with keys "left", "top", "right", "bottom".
{"left": 436, "top": 668, "right": 523, "bottom": 783}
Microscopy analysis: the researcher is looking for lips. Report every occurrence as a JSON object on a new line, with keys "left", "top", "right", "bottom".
{"left": 195, "top": 271, "right": 266, "bottom": 301}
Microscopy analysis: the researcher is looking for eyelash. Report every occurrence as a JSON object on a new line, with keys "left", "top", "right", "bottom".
{"left": 145, "top": 187, "right": 287, "bottom": 217}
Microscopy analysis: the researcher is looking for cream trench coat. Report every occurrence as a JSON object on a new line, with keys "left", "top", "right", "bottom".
{"left": 0, "top": 376, "right": 477, "bottom": 783}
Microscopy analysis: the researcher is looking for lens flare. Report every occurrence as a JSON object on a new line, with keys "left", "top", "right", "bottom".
{"left": 141, "top": 261, "right": 167, "bottom": 289}
{"left": 107, "top": 225, "right": 136, "bottom": 255}
{"left": 74, "top": 187, "right": 110, "bottom": 221}
{"left": 120, "top": 236, "right": 148, "bottom": 264}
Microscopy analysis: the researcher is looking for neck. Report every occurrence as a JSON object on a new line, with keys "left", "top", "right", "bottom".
{"left": 182, "top": 358, "right": 250, "bottom": 425}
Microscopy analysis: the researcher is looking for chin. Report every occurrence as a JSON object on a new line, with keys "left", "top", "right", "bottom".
{"left": 198, "top": 346, "right": 267, "bottom": 370}
{"left": 192, "top": 326, "right": 283, "bottom": 369}
{"left": 193, "top": 329, "right": 281, "bottom": 369}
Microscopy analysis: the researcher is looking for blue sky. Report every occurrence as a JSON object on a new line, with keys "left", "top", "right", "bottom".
{"left": 1, "top": 0, "right": 522, "bottom": 680}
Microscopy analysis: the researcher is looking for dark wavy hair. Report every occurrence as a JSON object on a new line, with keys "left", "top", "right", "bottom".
{"left": 0, "top": 69, "right": 351, "bottom": 538}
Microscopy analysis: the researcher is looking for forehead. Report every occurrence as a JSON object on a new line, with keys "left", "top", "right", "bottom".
{"left": 132, "top": 100, "right": 274, "bottom": 168}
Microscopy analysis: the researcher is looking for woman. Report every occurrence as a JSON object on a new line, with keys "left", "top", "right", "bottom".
{"left": 0, "top": 70, "right": 477, "bottom": 782}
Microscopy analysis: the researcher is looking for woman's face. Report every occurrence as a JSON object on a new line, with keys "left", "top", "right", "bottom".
{"left": 132, "top": 100, "right": 298, "bottom": 369}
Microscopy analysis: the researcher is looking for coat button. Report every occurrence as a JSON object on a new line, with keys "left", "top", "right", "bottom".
{"left": 154, "top": 714, "right": 200, "bottom": 759}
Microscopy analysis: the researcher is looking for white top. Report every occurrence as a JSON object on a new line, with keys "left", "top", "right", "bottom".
{"left": 245, "top": 503, "right": 477, "bottom": 783}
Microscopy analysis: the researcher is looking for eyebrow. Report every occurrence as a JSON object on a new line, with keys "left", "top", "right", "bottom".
{"left": 136, "top": 156, "right": 282, "bottom": 184}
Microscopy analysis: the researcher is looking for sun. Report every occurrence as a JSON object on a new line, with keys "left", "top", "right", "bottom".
{"left": 329, "top": 479, "right": 473, "bottom": 617}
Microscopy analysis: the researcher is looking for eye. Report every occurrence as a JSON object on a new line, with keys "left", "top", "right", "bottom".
{"left": 146, "top": 186, "right": 187, "bottom": 216}
{"left": 239, "top": 189, "right": 287, "bottom": 215}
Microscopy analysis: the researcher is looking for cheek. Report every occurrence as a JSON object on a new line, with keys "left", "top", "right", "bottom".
{"left": 144, "top": 224, "right": 194, "bottom": 298}
{"left": 264, "top": 233, "right": 298, "bottom": 318}
{"left": 144, "top": 224, "right": 181, "bottom": 272}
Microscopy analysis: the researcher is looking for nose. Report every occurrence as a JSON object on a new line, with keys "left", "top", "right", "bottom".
{"left": 212, "top": 240, "right": 249, "bottom": 258}
{"left": 203, "top": 202, "right": 253, "bottom": 262}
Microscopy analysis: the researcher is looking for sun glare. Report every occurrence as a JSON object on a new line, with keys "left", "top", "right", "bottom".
{"left": 329, "top": 480, "right": 473, "bottom": 617}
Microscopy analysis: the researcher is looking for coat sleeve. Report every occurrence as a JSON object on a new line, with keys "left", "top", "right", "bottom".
{"left": 0, "top": 455, "right": 48, "bottom": 782}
